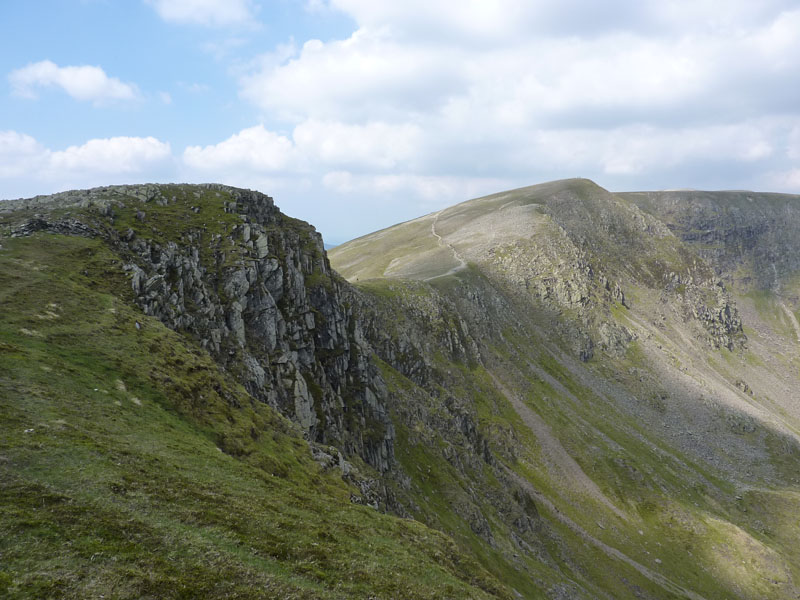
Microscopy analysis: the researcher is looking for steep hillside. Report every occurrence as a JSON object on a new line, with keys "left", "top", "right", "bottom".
{"left": 622, "top": 190, "right": 800, "bottom": 293}
{"left": 0, "top": 185, "right": 507, "bottom": 599}
{"left": 331, "top": 179, "right": 800, "bottom": 599}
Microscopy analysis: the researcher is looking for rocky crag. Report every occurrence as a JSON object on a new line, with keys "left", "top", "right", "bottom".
{"left": 3, "top": 184, "right": 394, "bottom": 478}
{"left": 623, "top": 190, "right": 800, "bottom": 292}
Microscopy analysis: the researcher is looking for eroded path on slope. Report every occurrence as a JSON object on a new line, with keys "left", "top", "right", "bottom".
{"left": 489, "top": 372, "right": 627, "bottom": 521}
{"left": 504, "top": 467, "right": 708, "bottom": 600}
{"left": 780, "top": 302, "right": 800, "bottom": 342}
{"left": 424, "top": 210, "right": 467, "bottom": 281}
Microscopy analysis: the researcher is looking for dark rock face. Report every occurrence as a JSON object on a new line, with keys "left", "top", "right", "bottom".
{"left": 623, "top": 190, "right": 800, "bottom": 293}
{"left": 349, "top": 281, "right": 480, "bottom": 388}
{"left": 348, "top": 279, "right": 543, "bottom": 544}
{"left": 7, "top": 184, "right": 394, "bottom": 473}
{"left": 125, "top": 188, "right": 394, "bottom": 472}
{"left": 661, "top": 270, "right": 745, "bottom": 351}
{"left": 8, "top": 215, "right": 99, "bottom": 238}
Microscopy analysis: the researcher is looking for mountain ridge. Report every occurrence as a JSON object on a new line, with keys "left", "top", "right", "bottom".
{"left": 3, "top": 179, "right": 800, "bottom": 599}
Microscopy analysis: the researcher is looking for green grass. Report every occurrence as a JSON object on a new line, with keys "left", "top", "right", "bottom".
{"left": 477, "top": 314, "right": 800, "bottom": 599}
{"left": 379, "top": 362, "right": 555, "bottom": 599}
{"left": 350, "top": 267, "right": 799, "bottom": 598}
{"left": 329, "top": 215, "right": 443, "bottom": 281}
{"left": 0, "top": 233, "right": 508, "bottom": 600}
{"left": 743, "top": 289, "right": 800, "bottom": 341}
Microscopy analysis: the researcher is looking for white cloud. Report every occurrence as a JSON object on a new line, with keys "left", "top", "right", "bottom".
{"left": 183, "top": 125, "right": 295, "bottom": 172}
{"left": 324, "top": 0, "right": 795, "bottom": 39}
{"left": 322, "top": 171, "right": 510, "bottom": 204}
{"left": 49, "top": 137, "right": 172, "bottom": 174}
{"left": 293, "top": 120, "right": 422, "bottom": 169}
{"left": 9, "top": 60, "right": 139, "bottom": 105}
{"left": 749, "top": 9, "right": 800, "bottom": 69}
{"left": 770, "top": 168, "right": 800, "bottom": 191}
{"left": 241, "top": 10, "right": 800, "bottom": 130}
{"left": 240, "top": 30, "right": 466, "bottom": 121}
{"left": 521, "top": 121, "right": 779, "bottom": 176}
{"left": 0, "top": 132, "right": 173, "bottom": 199}
{"left": 182, "top": 120, "right": 422, "bottom": 177}
{"left": 0, "top": 131, "right": 47, "bottom": 178}
{"left": 326, "top": 0, "right": 535, "bottom": 41}
{"left": 788, "top": 126, "right": 800, "bottom": 160}
{"left": 230, "top": 2, "right": 800, "bottom": 212}
{"left": 145, "top": 0, "right": 257, "bottom": 26}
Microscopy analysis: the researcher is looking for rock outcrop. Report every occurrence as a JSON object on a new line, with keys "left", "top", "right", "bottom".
{"left": 6, "top": 184, "right": 394, "bottom": 473}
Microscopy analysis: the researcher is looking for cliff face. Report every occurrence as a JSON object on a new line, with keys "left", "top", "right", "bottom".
{"left": 623, "top": 190, "right": 800, "bottom": 293}
{"left": 0, "top": 191, "right": 511, "bottom": 600}
{"left": 3, "top": 184, "right": 394, "bottom": 473}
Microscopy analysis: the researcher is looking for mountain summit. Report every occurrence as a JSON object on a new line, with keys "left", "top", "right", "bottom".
{"left": 3, "top": 180, "right": 800, "bottom": 599}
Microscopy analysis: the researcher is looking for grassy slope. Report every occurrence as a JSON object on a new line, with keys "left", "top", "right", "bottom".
{"left": 330, "top": 181, "right": 800, "bottom": 599}
{"left": 0, "top": 232, "right": 509, "bottom": 600}
{"left": 376, "top": 281, "right": 795, "bottom": 600}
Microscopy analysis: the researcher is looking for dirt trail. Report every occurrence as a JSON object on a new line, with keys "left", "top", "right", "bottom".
{"left": 505, "top": 467, "right": 708, "bottom": 600}
{"left": 489, "top": 373, "right": 627, "bottom": 521}
{"left": 779, "top": 302, "right": 800, "bottom": 342}
{"left": 424, "top": 210, "right": 467, "bottom": 281}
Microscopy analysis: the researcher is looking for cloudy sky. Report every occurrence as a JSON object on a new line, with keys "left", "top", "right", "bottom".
{"left": 2, "top": 0, "right": 800, "bottom": 243}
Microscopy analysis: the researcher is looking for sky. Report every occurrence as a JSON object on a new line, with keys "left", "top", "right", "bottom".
{"left": 2, "top": 0, "right": 800, "bottom": 244}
